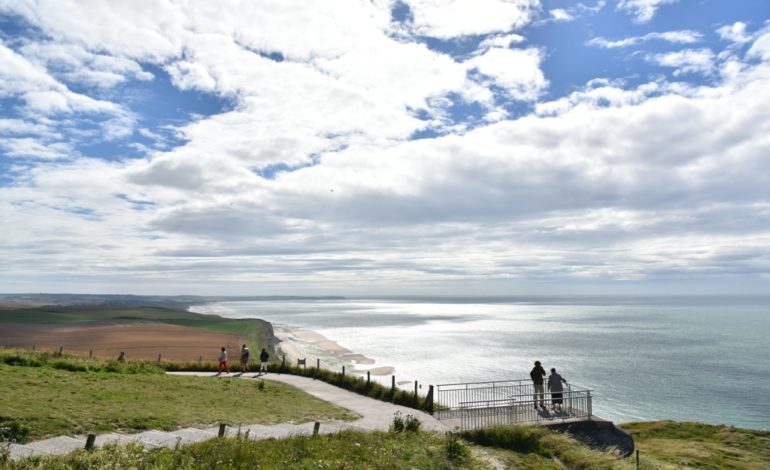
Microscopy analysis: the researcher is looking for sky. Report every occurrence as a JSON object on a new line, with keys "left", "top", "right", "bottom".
{"left": 1, "top": 0, "right": 769, "bottom": 296}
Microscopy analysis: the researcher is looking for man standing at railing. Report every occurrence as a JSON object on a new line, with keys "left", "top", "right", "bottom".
{"left": 530, "top": 360, "right": 546, "bottom": 409}
{"left": 548, "top": 368, "right": 567, "bottom": 411}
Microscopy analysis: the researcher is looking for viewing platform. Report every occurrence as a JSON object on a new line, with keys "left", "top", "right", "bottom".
{"left": 433, "top": 379, "right": 593, "bottom": 431}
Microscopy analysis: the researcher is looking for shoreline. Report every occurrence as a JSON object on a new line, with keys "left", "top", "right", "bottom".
{"left": 271, "top": 323, "right": 395, "bottom": 377}
{"left": 188, "top": 303, "right": 395, "bottom": 377}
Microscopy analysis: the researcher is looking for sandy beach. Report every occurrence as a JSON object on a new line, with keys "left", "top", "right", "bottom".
{"left": 272, "top": 323, "right": 395, "bottom": 376}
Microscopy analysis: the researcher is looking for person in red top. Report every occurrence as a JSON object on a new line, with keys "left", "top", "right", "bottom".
{"left": 218, "top": 347, "right": 229, "bottom": 374}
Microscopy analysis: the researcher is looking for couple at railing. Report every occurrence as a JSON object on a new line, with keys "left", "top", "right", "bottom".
{"left": 530, "top": 360, "right": 567, "bottom": 411}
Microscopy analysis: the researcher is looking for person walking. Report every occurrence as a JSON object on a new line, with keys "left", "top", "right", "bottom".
{"left": 548, "top": 368, "right": 567, "bottom": 411}
{"left": 218, "top": 347, "right": 229, "bottom": 374}
{"left": 259, "top": 348, "right": 269, "bottom": 373}
{"left": 240, "top": 344, "right": 250, "bottom": 372}
{"left": 530, "top": 360, "right": 546, "bottom": 409}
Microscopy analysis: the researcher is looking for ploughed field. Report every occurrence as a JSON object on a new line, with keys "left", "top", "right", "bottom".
{"left": 0, "top": 323, "right": 245, "bottom": 361}
{"left": 0, "top": 303, "right": 272, "bottom": 362}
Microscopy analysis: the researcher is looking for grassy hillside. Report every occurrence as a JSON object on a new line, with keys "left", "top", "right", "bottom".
{"left": 7, "top": 422, "right": 761, "bottom": 470}
{"left": 622, "top": 421, "right": 770, "bottom": 469}
{"left": 1, "top": 351, "right": 767, "bottom": 470}
{"left": 0, "top": 351, "right": 356, "bottom": 442}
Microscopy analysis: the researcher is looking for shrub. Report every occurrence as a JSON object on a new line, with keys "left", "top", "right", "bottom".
{"left": 444, "top": 432, "right": 469, "bottom": 462}
{"left": 392, "top": 411, "right": 405, "bottom": 432}
{"left": 391, "top": 411, "right": 421, "bottom": 433}
{"left": 0, "top": 418, "right": 31, "bottom": 444}
{"left": 461, "top": 424, "right": 552, "bottom": 457}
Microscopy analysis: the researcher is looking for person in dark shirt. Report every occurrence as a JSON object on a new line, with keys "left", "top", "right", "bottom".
{"left": 259, "top": 348, "right": 270, "bottom": 373}
{"left": 240, "top": 345, "right": 250, "bottom": 372}
{"left": 530, "top": 360, "right": 546, "bottom": 408}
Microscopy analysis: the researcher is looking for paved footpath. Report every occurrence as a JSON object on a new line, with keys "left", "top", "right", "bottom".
{"left": 8, "top": 371, "right": 449, "bottom": 461}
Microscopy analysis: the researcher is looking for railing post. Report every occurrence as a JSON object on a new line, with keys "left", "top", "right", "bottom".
{"left": 85, "top": 434, "right": 96, "bottom": 450}
{"left": 587, "top": 390, "right": 592, "bottom": 418}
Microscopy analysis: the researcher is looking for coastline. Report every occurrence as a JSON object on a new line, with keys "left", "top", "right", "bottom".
{"left": 188, "top": 304, "right": 395, "bottom": 377}
{"left": 271, "top": 323, "right": 395, "bottom": 376}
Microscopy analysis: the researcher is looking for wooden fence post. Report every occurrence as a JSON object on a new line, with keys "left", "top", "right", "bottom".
{"left": 342, "top": 365, "right": 345, "bottom": 378}
{"left": 414, "top": 380, "right": 418, "bottom": 406}
{"left": 313, "top": 422, "right": 320, "bottom": 436}
{"left": 157, "top": 354, "right": 161, "bottom": 363}
{"left": 427, "top": 385, "right": 434, "bottom": 414}
{"left": 85, "top": 434, "right": 96, "bottom": 450}
{"left": 391, "top": 375, "right": 396, "bottom": 402}
{"left": 366, "top": 371, "right": 371, "bottom": 388}
{"left": 89, "top": 350, "right": 93, "bottom": 359}
{"left": 218, "top": 423, "right": 226, "bottom": 437}
{"left": 58, "top": 346, "right": 63, "bottom": 356}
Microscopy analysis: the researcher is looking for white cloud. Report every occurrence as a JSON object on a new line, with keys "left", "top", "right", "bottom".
{"left": 617, "top": 0, "right": 678, "bottom": 23}
{"left": 478, "top": 33, "right": 525, "bottom": 49}
{"left": 403, "top": 0, "right": 541, "bottom": 39}
{"left": 0, "top": 0, "right": 186, "bottom": 61}
{"left": 550, "top": 8, "right": 574, "bottom": 22}
{"left": 717, "top": 22, "right": 752, "bottom": 45}
{"left": 20, "top": 42, "right": 153, "bottom": 88}
{"left": 646, "top": 48, "right": 715, "bottom": 76}
{"left": 747, "top": 30, "right": 770, "bottom": 62}
{"left": 587, "top": 30, "right": 702, "bottom": 48}
{"left": 0, "top": 137, "right": 73, "bottom": 159}
{"left": 467, "top": 47, "right": 547, "bottom": 101}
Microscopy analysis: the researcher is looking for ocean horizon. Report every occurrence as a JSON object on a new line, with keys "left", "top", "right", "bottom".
{"left": 191, "top": 295, "right": 770, "bottom": 431}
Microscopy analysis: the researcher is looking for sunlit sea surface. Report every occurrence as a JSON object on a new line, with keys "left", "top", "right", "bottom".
{"left": 191, "top": 296, "right": 770, "bottom": 430}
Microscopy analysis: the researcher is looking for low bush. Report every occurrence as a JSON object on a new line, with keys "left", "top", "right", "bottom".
{"left": 444, "top": 432, "right": 470, "bottom": 462}
{"left": 0, "top": 418, "right": 31, "bottom": 443}
{"left": 461, "top": 424, "right": 552, "bottom": 456}
{"left": 0, "top": 349, "right": 164, "bottom": 375}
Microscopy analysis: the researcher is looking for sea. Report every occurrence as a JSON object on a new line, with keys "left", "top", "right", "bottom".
{"left": 190, "top": 296, "right": 770, "bottom": 430}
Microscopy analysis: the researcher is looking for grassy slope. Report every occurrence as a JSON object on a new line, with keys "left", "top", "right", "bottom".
{"left": 0, "top": 362, "right": 356, "bottom": 442}
{"left": 621, "top": 421, "right": 770, "bottom": 470}
{"left": 3, "top": 430, "right": 490, "bottom": 470}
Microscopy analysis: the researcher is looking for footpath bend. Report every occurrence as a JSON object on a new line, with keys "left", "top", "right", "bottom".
{"left": 7, "top": 371, "right": 449, "bottom": 461}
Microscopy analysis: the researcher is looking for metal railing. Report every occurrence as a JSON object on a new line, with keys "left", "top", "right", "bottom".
{"left": 434, "top": 379, "right": 592, "bottom": 430}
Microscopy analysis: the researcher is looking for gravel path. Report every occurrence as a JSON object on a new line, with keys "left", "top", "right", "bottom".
{"left": 7, "top": 371, "right": 448, "bottom": 461}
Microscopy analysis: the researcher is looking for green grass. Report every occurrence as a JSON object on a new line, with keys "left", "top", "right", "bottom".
{"left": 462, "top": 424, "right": 622, "bottom": 469}
{"left": 2, "top": 430, "right": 488, "bottom": 469}
{"left": 621, "top": 421, "right": 770, "bottom": 470}
{"left": 0, "top": 359, "right": 356, "bottom": 442}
